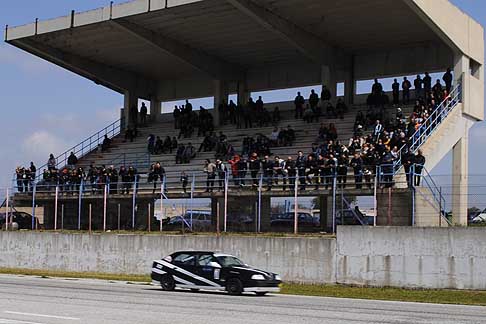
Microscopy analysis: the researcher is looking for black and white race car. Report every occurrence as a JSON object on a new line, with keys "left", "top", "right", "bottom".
{"left": 151, "top": 251, "right": 282, "bottom": 296}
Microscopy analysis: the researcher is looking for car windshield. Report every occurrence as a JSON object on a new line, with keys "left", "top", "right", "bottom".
{"left": 216, "top": 255, "right": 245, "bottom": 267}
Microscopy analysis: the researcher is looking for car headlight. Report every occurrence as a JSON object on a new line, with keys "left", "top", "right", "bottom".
{"left": 275, "top": 275, "right": 281, "bottom": 281}
{"left": 251, "top": 274, "right": 266, "bottom": 280}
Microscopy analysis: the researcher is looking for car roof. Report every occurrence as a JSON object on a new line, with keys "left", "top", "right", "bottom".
{"left": 172, "top": 251, "right": 216, "bottom": 255}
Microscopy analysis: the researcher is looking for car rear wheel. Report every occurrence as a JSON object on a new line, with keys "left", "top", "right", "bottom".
{"left": 160, "top": 274, "right": 176, "bottom": 291}
{"left": 255, "top": 292, "right": 267, "bottom": 296}
{"left": 226, "top": 278, "right": 243, "bottom": 295}
{"left": 190, "top": 289, "right": 200, "bottom": 292}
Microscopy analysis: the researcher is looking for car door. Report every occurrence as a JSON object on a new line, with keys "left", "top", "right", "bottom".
{"left": 195, "top": 253, "right": 222, "bottom": 285}
{"left": 171, "top": 253, "right": 198, "bottom": 286}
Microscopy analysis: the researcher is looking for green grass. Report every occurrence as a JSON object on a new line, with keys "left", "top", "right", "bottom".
{"left": 281, "top": 283, "right": 486, "bottom": 306}
{"left": 1, "top": 268, "right": 485, "bottom": 306}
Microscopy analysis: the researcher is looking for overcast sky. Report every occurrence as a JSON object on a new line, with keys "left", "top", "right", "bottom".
{"left": 0, "top": 0, "right": 485, "bottom": 190}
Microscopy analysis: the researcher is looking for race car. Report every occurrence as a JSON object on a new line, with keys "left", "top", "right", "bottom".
{"left": 151, "top": 251, "right": 282, "bottom": 296}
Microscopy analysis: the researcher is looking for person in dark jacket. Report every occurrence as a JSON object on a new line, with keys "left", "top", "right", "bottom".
{"left": 67, "top": 152, "right": 78, "bottom": 168}
{"left": 261, "top": 156, "right": 274, "bottom": 191}
{"left": 413, "top": 150, "right": 426, "bottom": 186}
{"left": 296, "top": 151, "right": 307, "bottom": 190}
{"left": 443, "top": 68, "right": 453, "bottom": 93}
{"left": 392, "top": 79, "right": 400, "bottom": 105}
{"left": 350, "top": 153, "right": 364, "bottom": 189}
{"left": 294, "top": 92, "right": 305, "bottom": 119}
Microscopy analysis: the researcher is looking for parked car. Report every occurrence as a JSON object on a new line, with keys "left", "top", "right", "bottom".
{"left": 0, "top": 211, "right": 39, "bottom": 230}
{"left": 166, "top": 211, "right": 212, "bottom": 231}
{"left": 151, "top": 251, "right": 281, "bottom": 295}
{"left": 270, "top": 212, "right": 319, "bottom": 228}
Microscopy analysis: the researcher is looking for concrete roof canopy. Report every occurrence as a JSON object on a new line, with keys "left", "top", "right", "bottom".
{"left": 4, "top": 0, "right": 484, "bottom": 101}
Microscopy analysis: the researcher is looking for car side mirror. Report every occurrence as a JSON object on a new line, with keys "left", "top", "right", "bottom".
{"left": 209, "top": 261, "right": 221, "bottom": 268}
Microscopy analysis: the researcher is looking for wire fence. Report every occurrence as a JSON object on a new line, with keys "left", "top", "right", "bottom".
{"left": 2, "top": 166, "right": 480, "bottom": 234}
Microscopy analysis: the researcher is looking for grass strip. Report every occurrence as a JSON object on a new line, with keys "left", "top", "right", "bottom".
{"left": 1, "top": 268, "right": 485, "bottom": 306}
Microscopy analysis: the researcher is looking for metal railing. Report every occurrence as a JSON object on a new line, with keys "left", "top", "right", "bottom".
{"left": 34, "top": 118, "right": 122, "bottom": 178}
{"left": 395, "top": 83, "right": 462, "bottom": 173}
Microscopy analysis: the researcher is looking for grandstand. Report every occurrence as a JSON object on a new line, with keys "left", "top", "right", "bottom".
{"left": 4, "top": 0, "right": 484, "bottom": 231}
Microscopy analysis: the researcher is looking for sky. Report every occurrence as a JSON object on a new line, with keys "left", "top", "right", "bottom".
{"left": 0, "top": 0, "right": 485, "bottom": 194}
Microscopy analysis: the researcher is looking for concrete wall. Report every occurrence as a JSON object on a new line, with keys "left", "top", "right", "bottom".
{"left": 0, "top": 232, "right": 336, "bottom": 284}
{"left": 336, "top": 227, "right": 486, "bottom": 290}
{"left": 2, "top": 227, "right": 486, "bottom": 290}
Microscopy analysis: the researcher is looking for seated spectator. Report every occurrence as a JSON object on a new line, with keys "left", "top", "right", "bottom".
{"left": 183, "top": 143, "right": 196, "bottom": 163}
{"left": 272, "top": 106, "right": 281, "bottom": 124}
{"left": 336, "top": 98, "right": 347, "bottom": 119}
{"left": 154, "top": 136, "right": 163, "bottom": 154}
{"left": 176, "top": 144, "right": 185, "bottom": 164}
{"left": 147, "top": 134, "right": 156, "bottom": 154}
{"left": 326, "top": 102, "right": 336, "bottom": 118}
{"left": 270, "top": 127, "right": 280, "bottom": 147}
{"left": 318, "top": 123, "right": 328, "bottom": 140}
{"left": 101, "top": 135, "right": 111, "bottom": 152}
{"left": 328, "top": 123, "right": 338, "bottom": 141}
{"left": 67, "top": 152, "right": 78, "bottom": 168}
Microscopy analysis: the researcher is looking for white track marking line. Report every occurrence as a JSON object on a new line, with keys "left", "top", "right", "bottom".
{"left": 4, "top": 312, "right": 79, "bottom": 321}
{"left": 0, "top": 319, "right": 44, "bottom": 324}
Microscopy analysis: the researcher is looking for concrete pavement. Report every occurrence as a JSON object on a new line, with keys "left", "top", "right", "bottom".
{"left": 0, "top": 275, "right": 485, "bottom": 324}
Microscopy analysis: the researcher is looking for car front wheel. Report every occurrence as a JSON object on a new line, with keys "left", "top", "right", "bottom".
{"left": 160, "top": 274, "right": 176, "bottom": 291}
{"left": 226, "top": 278, "right": 243, "bottom": 295}
{"left": 255, "top": 292, "right": 267, "bottom": 296}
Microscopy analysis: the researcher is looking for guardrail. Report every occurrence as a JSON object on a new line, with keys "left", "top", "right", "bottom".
{"left": 34, "top": 118, "right": 122, "bottom": 179}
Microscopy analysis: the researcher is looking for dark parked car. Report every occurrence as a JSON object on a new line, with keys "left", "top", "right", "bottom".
{"left": 0, "top": 211, "right": 39, "bottom": 229}
{"left": 270, "top": 212, "right": 319, "bottom": 229}
{"left": 151, "top": 251, "right": 281, "bottom": 296}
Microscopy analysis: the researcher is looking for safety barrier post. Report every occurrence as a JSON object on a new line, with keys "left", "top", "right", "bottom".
{"left": 54, "top": 185, "right": 59, "bottom": 231}
{"left": 294, "top": 176, "right": 298, "bottom": 234}
{"left": 190, "top": 173, "right": 195, "bottom": 231}
{"left": 224, "top": 171, "right": 228, "bottom": 232}
{"left": 160, "top": 179, "right": 164, "bottom": 232}
{"left": 373, "top": 166, "right": 378, "bottom": 227}
{"left": 103, "top": 184, "right": 108, "bottom": 231}
{"left": 31, "top": 183, "right": 36, "bottom": 230}
{"left": 148, "top": 203, "right": 151, "bottom": 232}
{"left": 5, "top": 188, "right": 9, "bottom": 231}
{"left": 89, "top": 204, "right": 92, "bottom": 234}
{"left": 117, "top": 204, "right": 121, "bottom": 231}
{"left": 78, "top": 180, "right": 83, "bottom": 230}
{"left": 257, "top": 174, "right": 263, "bottom": 232}
{"left": 132, "top": 178, "right": 137, "bottom": 230}
{"left": 61, "top": 204, "right": 64, "bottom": 231}
{"left": 332, "top": 174, "right": 337, "bottom": 233}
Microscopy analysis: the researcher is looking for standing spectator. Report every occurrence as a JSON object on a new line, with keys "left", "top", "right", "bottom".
{"left": 372, "top": 79, "right": 383, "bottom": 96}
{"left": 373, "top": 120, "right": 383, "bottom": 143}
{"left": 228, "top": 155, "right": 241, "bottom": 187}
{"left": 147, "top": 134, "right": 156, "bottom": 154}
{"left": 284, "top": 156, "right": 296, "bottom": 191}
{"left": 433, "top": 80, "right": 443, "bottom": 101}
{"left": 273, "top": 156, "right": 286, "bottom": 189}
{"left": 47, "top": 154, "right": 56, "bottom": 171}
{"left": 392, "top": 79, "right": 400, "bottom": 105}
{"left": 204, "top": 159, "right": 216, "bottom": 192}
{"left": 423, "top": 72, "right": 432, "bottom": 95}
{"left": 140, "top": 102, "right": 148, "bottom": 126}
{"left": 67, "top": 152, "right": 78, "bottom": 168}
{"left": 443, "top": 68, "right": 453, "bottom": 93}
{"left": 249, "top": 153, "right": 261, "bottom": 187}
{"left": 130, "top": 104, "right": 138, "bottom": 127}
{"left": 350, "top": 153, "right": 363, "bottom": 189}
{"left": 261, "top": 156, "right": 274, "bottom": 191}
{"left": 180, "top": 171, "right": 188, "bottom": 194}
{"left": 215, "top": 159, "right": 227, "bottom": 191}
{"left": 414, "top": 75, "right": 423, "bottom": 99}
{"left": 29, "top": 162, "right": 37, "bottom": 191}
{"left": 296, "top": 151, "right": 306, "bottom": 190}
{"left": 402, "top": 77, "right": 412, "bottom": 104}
{"left": 309, "top": 89, "right": 319, "bottom": 112}
{"left": 414, "top": 150, "right": 426, "bottom": 186}
{"left": 321, "top": 85, "right": 332, "bottom": 108}
{"left": 237, "top": 157, "right": 248, "bottom": 187}
{"left": 294, "top": 92, "right": 305, "bottom": 119}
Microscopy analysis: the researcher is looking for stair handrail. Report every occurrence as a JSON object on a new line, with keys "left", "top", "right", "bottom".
{"left": 341, "top": 196, "right": 366, "bottom": 225}
{"left": 395, "top": 83, "right": 462, "bottom": 173}
{"left": 34, "top": 118, "right": 122, "bottom": 178}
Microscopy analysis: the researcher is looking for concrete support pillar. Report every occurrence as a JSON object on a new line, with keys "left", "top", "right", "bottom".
{"left": 214, "top": 80, "right": 229, "bottom": 126}
{"left": 318, "top": 195, "right": 329, "bottom": 232}
{"left": 237, "top": 79, "right": 249, "bottom": 106}
{"left": 321, "top": 65, "right": 336, "bottom": 104}
{"left": 343, "top": 55, "right": 355, "bottom": 106}
{"left": 123, "top": 91, "right": 138, "bottom": 130}
{"left": 452, "top": 135, "right": 468, "bottom": 226}
{"left": 150, "top": 97, "right": 161, "bottom": 122}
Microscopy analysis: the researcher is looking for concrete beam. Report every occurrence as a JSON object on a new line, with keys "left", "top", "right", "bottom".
{"left": 111, "top": 19, "right": 244, "bottom": 81}
{"left": 10, "top": 38, "right": 155, "bottom": 99}
{"left": 225, "top": 0, "right": 334, "bottom": 64}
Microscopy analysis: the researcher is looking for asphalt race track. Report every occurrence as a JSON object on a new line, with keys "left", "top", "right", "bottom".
{"left": 1, "top": 275, "right": 485, "bottom": 324}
